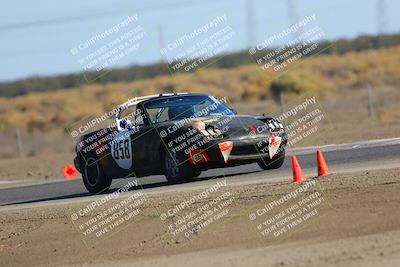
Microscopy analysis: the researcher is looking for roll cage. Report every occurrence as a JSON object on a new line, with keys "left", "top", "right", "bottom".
{"left": 115, "top": 93, "right": 189, "bottom": 130}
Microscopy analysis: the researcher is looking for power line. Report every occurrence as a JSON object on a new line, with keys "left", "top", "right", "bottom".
{"left": 0, "top": 0, "right": 225, "bottom": 32}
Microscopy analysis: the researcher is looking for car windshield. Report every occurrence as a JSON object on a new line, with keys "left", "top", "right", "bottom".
{"left": 144, "top": 95, "right": 234, "bottom": 123}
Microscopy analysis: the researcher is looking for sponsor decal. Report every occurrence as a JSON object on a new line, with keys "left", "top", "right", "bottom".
{"left": 248, "top": 125, "right": 257, "bottom": 134}
{"left": 268, "top": 133, "right": 282, "bottom": 159}
{"left": 218, "top": 141, "right": 233, "bottom": 163}
{"left": 189, "top": 149, "right": 209, "bottom": 165}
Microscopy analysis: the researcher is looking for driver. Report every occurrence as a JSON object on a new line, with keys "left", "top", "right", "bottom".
{"left": 119, "top": 119, "right": 134, "bottom": 130}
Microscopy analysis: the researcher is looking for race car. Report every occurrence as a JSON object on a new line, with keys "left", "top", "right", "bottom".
{"left": 74, "top": 93, "right": 287, "bottom": 194}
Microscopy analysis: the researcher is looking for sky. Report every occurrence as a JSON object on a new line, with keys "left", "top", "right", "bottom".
{"left": 0, "top": 0, "right": 399, "bottom": 81}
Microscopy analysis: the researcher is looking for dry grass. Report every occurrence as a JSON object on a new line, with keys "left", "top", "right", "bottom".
{"left": 0, "top": 46, "right": 399, "bottom": 159}
{"left": 1, "top": 46, "right": 400, "bottom": 131}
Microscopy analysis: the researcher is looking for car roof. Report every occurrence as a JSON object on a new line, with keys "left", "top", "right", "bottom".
{"left": 116, "top": 93, "right": 209, "bottom": 118}
{"left": 140, "top": 93, "right": 208, "bottom": 105}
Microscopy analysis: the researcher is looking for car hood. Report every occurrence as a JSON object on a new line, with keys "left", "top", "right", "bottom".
{"left": 158, "top": 115, "right": 276, "bottom": 139}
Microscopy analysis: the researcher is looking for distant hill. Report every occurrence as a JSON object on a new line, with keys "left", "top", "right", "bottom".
{"left": 1, "top": 44, "right": 400, "bottom": 131}
{"left": 0, "top": 33, "right": 399, "bottom": 98}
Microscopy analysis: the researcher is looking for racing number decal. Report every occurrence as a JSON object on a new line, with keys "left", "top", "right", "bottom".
{"left": 113, "top": 139, "right": 130, "bottom": 160}
{"left": 111, "top": 132, "right": 133, "bottom": 169}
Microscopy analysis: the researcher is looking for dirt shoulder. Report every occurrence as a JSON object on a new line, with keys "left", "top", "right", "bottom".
{"left": 0, "top": 153, "right": 76, "bottom": 186}
{"left": 0, "top": 168, "right": 400, "bottom": 266}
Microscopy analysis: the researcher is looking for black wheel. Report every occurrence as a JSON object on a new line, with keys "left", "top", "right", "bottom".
{"left": 257, "top": 150, "right": 285, "bottom": 170}
{"left": 191, "top": 171, "right": 202, "bottom": 178}
{"left": 82, "top": 155, "right": 112, "bottom": 194}
{"left": 162, "top": 149, "right": 199, "bottom": 183}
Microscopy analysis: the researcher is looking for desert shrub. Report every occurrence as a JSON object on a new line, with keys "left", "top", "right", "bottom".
{"left": 1, "top": 45, "right": 400, "bottom": 130}
{"left": 270, "top": 70, "right": 331, "bottom": 102}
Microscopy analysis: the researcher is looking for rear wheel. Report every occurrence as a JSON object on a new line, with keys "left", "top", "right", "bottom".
{"left": 162, "top": 149, "right": 200, "bottom": 183}
{"left": 257, "top": 150, "right": 285, "bottom": 170}
{"left": 82, "top": 155, "right": 112, "bottom": 194}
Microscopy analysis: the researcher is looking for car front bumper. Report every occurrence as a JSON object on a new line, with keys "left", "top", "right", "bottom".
{"left": 187, "top": 132, "right": 287, "bottom": 169}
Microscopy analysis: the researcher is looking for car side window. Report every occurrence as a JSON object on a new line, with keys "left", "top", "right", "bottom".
{"left": 134, "top": 108, "right": 145, "bottom": 126}
{"left": 120, "top": 106, "right": 142, "bottom": 126}
{"left": 135, "top": 105, "right": 150, "bottom": 126}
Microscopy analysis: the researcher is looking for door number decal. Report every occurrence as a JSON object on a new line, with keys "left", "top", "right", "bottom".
{"left": 111, "top": 131, "right": 132, "bottom": 169}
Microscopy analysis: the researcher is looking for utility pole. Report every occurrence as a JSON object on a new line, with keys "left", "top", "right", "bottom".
{"left": 286, "top": 0, "right": 302, "bottom": 41}
{"left": 280, "top": 91, "right": 286, "bottom": 114}
{"left": 377, "top": 0, "right": 389, "bottom": 34}
{"left": 367, "top": 83, "right": 375, "bottom": 118}
{"left": 157, "top": 24, "right": 166, "bottom": 63}
{"left": 15, "top": 128, "right": 23, "bottom": 157}
{"left": 246, "top": 0, "right": 257, "bottom": 48}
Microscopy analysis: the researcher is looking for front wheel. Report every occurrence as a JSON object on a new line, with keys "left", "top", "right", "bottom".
{"left": 257, "top": 150, "right": 285, "bottom": 170}
{"left": 162, "top": 149, "right": 200, "bottom": 183}
{"left": 82, "top": 156, "right": 112, "bottom": 194}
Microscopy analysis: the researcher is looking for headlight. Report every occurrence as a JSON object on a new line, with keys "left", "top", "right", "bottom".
{"left": 268, "top": 120, "right": 284, "bottom": 131}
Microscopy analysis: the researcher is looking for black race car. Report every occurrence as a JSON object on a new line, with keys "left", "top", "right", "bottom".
{"left": 74, "top": 93, "right": 287, "bottom": 194}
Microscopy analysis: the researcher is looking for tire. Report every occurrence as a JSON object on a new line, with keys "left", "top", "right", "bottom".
{"left": 82, "top": 155, "right": 112, "bottom": 194}
{"left": 257, "top": 150, "right": 285, "bottom": 170}
{"left": 162, "top": 149, "right": 200, "bottom": 183}
{"left": 191, "top": 171, "right": 202, "bottom": 178}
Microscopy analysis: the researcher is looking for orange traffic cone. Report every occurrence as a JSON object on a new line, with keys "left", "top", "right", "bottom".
{"left": 63, "top": 164, "right": 77, "bottom": 179}
{"left": 317, "top": 150, "right": 329, "bottom": 177}
{"left": 291, "top": 155, "right": 305, "bottom": 183}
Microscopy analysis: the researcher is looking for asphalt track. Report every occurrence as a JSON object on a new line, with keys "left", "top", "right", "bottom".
{"left": 0, "top": 138, "right": 399, "bottom": 207}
